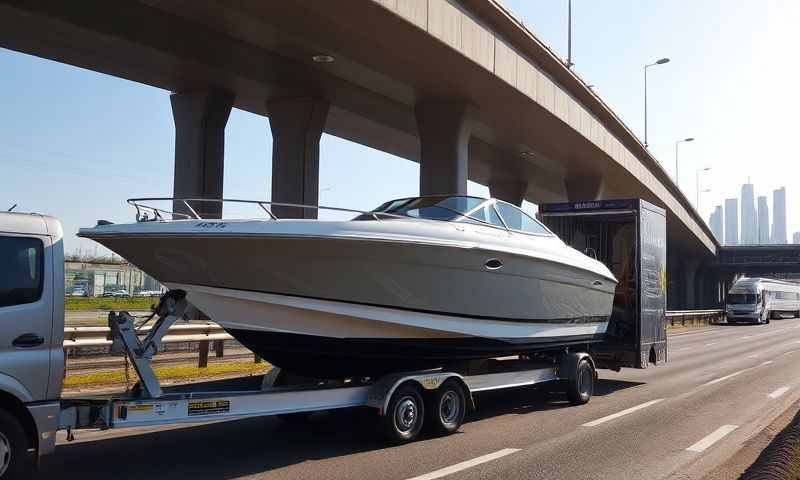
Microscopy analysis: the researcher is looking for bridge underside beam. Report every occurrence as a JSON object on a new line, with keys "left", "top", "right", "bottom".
{"left": 564, "top": 175, "right": 606, "bottom": 202}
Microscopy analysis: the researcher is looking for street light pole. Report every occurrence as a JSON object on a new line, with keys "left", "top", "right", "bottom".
{"left": 674, "top": 137, "right": 695, "bottom": 187}
{"left": 644, "top": 58, "right": 670, "bottom": 147}
{"left": 567, "top": 0, "right": 573, "bottom": 68}
{"left": 696, "top": 167, "right": 711, "bottom": 209}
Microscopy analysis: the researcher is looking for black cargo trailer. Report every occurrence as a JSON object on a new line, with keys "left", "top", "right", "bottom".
{"left": 538, "top": 198, "right": 667, "bottom": 369}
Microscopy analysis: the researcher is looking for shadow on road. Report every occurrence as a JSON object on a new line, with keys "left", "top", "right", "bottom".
{"left": 38, "top": 409, "right": 387, "bottom": 480}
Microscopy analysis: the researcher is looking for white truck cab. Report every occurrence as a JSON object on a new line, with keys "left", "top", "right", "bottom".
{"left": 0, "top": 212, "right": 64, "bottom": 477}
{"left": 726, "top": 277, "right": 800, "bottom": 325}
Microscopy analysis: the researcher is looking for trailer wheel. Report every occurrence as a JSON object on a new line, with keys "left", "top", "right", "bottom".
{"left": 566, "top": 359, "right": 595, "bottom": 405}
{"left": 382, "top": 383, "right": 425, "bottom": 444}
{"left": 425, "top": 379, "right": 466, "bottom": 436}
{"left": 0, "top": 409, "right": 32, "bottom": 480}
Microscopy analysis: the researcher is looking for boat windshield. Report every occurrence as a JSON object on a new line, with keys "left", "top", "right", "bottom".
{"left": 364, "top": 196, "right": 487, "bottom": 221}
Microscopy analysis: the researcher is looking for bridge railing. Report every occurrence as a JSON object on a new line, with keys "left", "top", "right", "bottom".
{"left": 665, "top": 309, "right": 725, "bottom": 327}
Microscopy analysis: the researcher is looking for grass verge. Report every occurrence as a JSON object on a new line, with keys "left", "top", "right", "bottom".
{"left": 64, "top": 361, "right": 270, "bottom": 388}
{"left": 65, "top": 297, "right": 157, "bottom": 311}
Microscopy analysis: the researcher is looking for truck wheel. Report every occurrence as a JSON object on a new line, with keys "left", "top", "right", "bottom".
{"left": 0, "top": 409, "right": 32, "bottom": 480}
{"left": 381, "top": 383, "right": 425, "bottom": 444}
{"left": 566, "top": 359, "right": 595, "bottom": 406}
{"left": 425, "top": 379, "right": 466, "bottom": 436}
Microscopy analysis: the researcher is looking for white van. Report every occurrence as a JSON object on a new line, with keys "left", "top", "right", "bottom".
{"left": 726, "top": 277, "right": 800, "bottom": 324}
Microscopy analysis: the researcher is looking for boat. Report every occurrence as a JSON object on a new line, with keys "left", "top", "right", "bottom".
{"left": 78, "top": 195, "right": 617, "bottom": 378}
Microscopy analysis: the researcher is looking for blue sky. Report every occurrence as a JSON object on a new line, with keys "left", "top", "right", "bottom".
{"left": 2, "top": 1, "right": 799, "bottom": 253}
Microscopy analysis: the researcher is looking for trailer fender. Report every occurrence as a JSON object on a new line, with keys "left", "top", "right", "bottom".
{"left": 367, "top": 371, "right": 474, "bottom": 415}
{"left": 557, "top": 352, "right": 596, "bottom": 381}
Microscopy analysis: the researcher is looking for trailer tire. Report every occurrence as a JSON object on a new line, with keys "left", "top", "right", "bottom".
{"left": 566, "top": 359, "right": 595, "bottom": 406}
{"left": 425, "top": 379, "right": 466, "bottom": 436}
{"left": 0, "top": 409, "right": 32, "bottom": 480}
{"left": 382, "top": 383, "right": 425, "bottom": 444}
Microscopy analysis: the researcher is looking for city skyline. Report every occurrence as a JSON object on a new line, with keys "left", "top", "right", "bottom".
{"left": 711, "top": 182, "right": 788, "bottom": 246}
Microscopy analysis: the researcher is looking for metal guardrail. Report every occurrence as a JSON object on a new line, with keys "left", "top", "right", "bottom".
{"left": 666, "top": 309, "right": 725, "bottom": 326}
{"left": 63, "top": 323, "right": 232, "bottom": 348}
{"left": 64, "top": 323, "right": 237, "bottom": 368}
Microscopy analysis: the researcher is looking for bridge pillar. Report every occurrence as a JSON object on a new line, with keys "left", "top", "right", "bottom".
{"left": 267, "top": 97, "right": 329, "bottom": 219}
{"left": 170, "top": 89, "right": 235, "bottom": 219}
{"left": 564, "top": 175, "right": 605, "bottom": 202}
{"left": 685, "top": 260, "right": 699, "bottom": 309}
{"left": 415, "top": 101, "right": 473, "bottom": 196}
{"left": 489, "top": 178, "right": 528, "bottom": 206}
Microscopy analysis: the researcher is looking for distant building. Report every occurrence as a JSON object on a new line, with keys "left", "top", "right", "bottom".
{"left": 709, "top": 205, "right": 723, "bottom": 244}
{"left": 757, "top": 196, "right": 770, "bottom": 244}
{"left": 772, "top": 187, "right": 787, "bottom": 244}
{"left": 64, "top": 259, "right": 163, "bottom": 296}
{"left": 794, "top": 231, "right": 800, "bottom": 244}
{"left": 724, "top": 198, "right": 739, "bottom": 245}
{"left": 740, "top": 183, "right": 757, "bottom": 244}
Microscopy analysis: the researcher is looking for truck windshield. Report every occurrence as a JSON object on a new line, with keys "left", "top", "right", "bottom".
{"left": 727, "top": 293, "right": 757, "bottom": 304}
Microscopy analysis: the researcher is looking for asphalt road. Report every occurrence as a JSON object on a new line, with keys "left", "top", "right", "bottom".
{"left": 38, "top": 319, "right": 800, "bottom": 480}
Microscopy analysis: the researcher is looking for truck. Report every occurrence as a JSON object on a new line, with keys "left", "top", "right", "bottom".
{"left": 726, "top": 277, "right": 800, "bottom": 324}
{"left": 0, "top": 206, "right": 665, "bottom": 478}
{"left": 538, "top": 198, "right": 668, "bottom": 369}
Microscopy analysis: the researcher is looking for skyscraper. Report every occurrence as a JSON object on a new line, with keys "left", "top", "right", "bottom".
{"left": 740, "top": 182, "right": 757, "bottom": 244}
{"left": 757, "top": 196, "right": 770, "bottom": 244}
{"left": 772, "top": 187, "right": 787, "bottom": 244}
{"left": 725, "top": 198, "right": 739, "bottom": 245}
{"left": 709, "top": 205, "right": 723, "bottom": 243}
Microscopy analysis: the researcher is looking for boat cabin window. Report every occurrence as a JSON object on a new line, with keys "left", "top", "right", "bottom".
{"left": 367, "top": 196, "right": 486, "bottom": 221}
{"left": 494, "top": 201, "right": 550, "bottom": 236}
{"left": 727, "top": 293, "right": 757, "bottom": 304}
{"left": 465, "top": 204, "right": 505, "bottom": 228}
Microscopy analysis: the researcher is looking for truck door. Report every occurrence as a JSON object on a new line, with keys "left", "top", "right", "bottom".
{"left": 0, "top": 233, "right": 54, "bottom": 401}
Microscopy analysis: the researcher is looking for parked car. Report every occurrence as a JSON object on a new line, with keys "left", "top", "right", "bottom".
{"left": 112, "top": 289, "right": 129, "bottom": 297}
{"left": 69, "top": 288, "right": 86, "bottom": 297}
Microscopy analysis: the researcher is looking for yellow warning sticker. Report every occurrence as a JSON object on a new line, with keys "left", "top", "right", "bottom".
{"left": 188, "top": 400, "right": 230, "bottom": 416}
{"left": 128, "top": 404, "right": 154, "bottom": 412}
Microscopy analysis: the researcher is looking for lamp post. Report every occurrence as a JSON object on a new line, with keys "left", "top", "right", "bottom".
{"left": 696, "top": 167, "right": 711, "bottom": 209}
{"left": 567, "top": 0, "right": 573, "bottom": 68}
{"left": 674, "top": 137, "right": 695, "bottom": 187}
{"left": 644, "top": 58, "right": 670, "bottom": 147}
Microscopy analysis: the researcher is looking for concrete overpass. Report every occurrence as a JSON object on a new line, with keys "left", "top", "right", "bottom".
{"left": 0, "top": 0, "right": 719, "bottom": 306}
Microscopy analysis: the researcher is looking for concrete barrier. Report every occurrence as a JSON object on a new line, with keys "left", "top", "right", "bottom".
{"left": 739, "top": 408, "right": 800, "bottom": 480}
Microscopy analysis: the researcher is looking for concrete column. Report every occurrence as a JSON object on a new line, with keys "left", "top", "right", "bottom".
{"left": 489, "top": 178, "right": 528, "bottom": 206}
{"left": 170, "top": 90, "right": 235, "bottom": 219}
{"left": 564, "top": 175, "right": 605, "bottom": 202}
{"left": 415, "top": 101, "right": 473, "bottom": 196}
{"left": 268, "top": 97, "right": 329, "bottom": 219}
{"left": 685, "top": 260, "right": 699, "bottom": 309}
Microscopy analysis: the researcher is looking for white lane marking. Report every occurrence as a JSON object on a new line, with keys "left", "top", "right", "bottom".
{"left": 405, "top": 449, "right": 520, "bottom": 480}
{"left": 783, "top": 349, "right": 799, "bottom": 356}
{"left": 761, "top": 361, "right": 774, "bottom": 366}
{"left": 581, "top": 399, "right": 664, "bottom": 427}
{"left": 705, "top": 342, "right": 718, "bottom": 346}
{"left": 741, "top": 335, "right": 752, "bottom": 339}
{"left": 768, "top": 386, "right": 790, "bottom": 399}
{"left": 747, "top": 354, "right": 760, "bottom": 358}
{"left": 702, "top": 370, "right": 745, "bottom": 387}
{"left": 687, "top": 425, "right": 739, "bottom": 452}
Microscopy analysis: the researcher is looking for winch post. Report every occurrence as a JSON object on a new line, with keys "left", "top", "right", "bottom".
{"left": 108, "top": 294, "right": 188, "bottom": 398}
